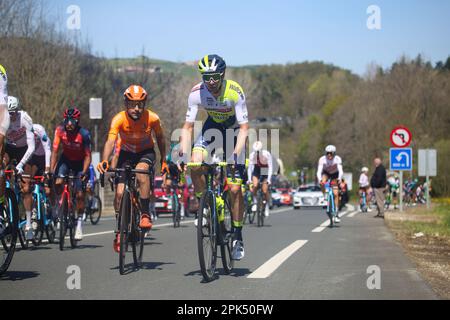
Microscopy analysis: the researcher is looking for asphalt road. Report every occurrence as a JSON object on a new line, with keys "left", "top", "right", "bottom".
{"left": 0, "top": 205, "right": 438, "bottom": 300}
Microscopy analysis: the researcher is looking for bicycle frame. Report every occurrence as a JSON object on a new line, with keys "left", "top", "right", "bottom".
{"left": 325, "top": 181, "right": 336, "bottom": 216}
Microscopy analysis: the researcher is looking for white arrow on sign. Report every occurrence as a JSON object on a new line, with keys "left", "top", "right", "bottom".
{"left": 395, "top": 152, "right": 410, "bottom": 166}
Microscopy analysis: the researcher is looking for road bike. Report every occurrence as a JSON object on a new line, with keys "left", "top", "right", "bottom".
{"left": 243, "top": 183, "right": 255, "bottom": 224}
{"left": 101, "top": 164, "right": 154, "bottom": 275}
{"left": 360, "top": 189, "right": 368, "bottom": 213}
{"left": 187, "top": 162, "right": 234, "bottom": 282}
{"left": 83, "top": 180, "right": 102, "bottom": 225}
{"left": 0, "top": 175, "right": 19, "bottom": 275}
{"left": 324, "top": 180, "right": 338, "bottom": 227}
{"left": 57, "top": 173, "right": 82, "bottom": 251}
{"left": 23, "top": 174, "right": 56, "bottom": 246}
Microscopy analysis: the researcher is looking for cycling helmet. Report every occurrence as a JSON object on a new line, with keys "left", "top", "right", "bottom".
{"left": 361, "top": 167, "right": 369, "bottom": 173}
{"left": 63, "top": 108, "right": 81, "bottom": 124}
{"left": 0, "top": 64, "right": 6, "bottom": 80}
{"left": 253, "top": 141, "right": 263, "bottom": 152}
{"left": 325, "top": 145, "right": 336, "bottom": 154}
{"left": 7, "top": 96, "right": 20, "bottom": 112}
{"left": 124, "top": 85, "right": 148, "bottom": 101}
{"left": 198, "top": 54, "right": 226, "bottom": 74}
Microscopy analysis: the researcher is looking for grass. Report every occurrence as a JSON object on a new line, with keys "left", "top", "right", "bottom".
{"left": 398, "top": 203, "right": 450, "bottom": 238}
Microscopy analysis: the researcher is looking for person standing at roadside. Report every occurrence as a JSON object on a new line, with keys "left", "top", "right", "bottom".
{"left": 370, "top": 158, "right": 387, "bottom": 218}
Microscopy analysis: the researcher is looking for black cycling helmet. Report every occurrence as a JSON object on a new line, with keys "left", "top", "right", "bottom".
{"left": 198, "top": 54, "right": 226, "bottom": 74}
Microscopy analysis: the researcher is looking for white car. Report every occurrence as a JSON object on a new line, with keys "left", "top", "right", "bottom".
{"left": 293, "top": 185, "right": 326, "bottom": 209}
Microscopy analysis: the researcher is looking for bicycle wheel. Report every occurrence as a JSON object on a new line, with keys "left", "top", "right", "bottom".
{"left": 31, "top": 197, "right": 44, "bottom": 247}
{"left": 69, "top": 210, "right": 77, "bottom": 249}
{"left": 89, "top": 196, "right": 102, "bottom": 225}
{"left": 1, "top": 189, "right": 19, "bottom": 275}
{"left": 220, "top": 191, "right": 234, "bottom": 274}
{"left": 119, "top": 190, "right": 131, "bottom": 275}
{"left": 327, "top": 191, "right": 335, "bottom": 227}
{"left": 257, "top": 191, "right": 264, "bottom": 227}
{"left": 58, "top": 195, "right": 68, "bottom": 251}
{"left": 17, "top": 221, "right": 28, "bottom": 249}
{"left": 132, "top": 203, "right": 144, "bottom": 268}
{"left": 197, "top": 191, "right": 217, "bottom": 282}
{"left": 172, "top": 193, "right": 179, "bottom": 228}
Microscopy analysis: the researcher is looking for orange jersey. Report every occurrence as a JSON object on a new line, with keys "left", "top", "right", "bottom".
{"left": 108, "top": 110, "right": 163, "bottom": 153}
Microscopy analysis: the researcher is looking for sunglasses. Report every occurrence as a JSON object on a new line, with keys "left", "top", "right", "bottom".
{"left": 202, "top": 73, "right": 223, "bottom": 84}
{"left": 64, "top": 118, "right": 79, "bottom": 125}
{"left": 326, "top": 152, "right": 334, "bottom": 156}
{"left": 125, "top": 100, "right": 145, "bottom": 109}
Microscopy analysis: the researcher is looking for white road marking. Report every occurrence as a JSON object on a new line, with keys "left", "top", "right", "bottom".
{"left": 347, "top": 210, "right": 360, "bottom": 218}
{"left": 311, "top": 210, "right": 349, "bottom": 233}
{"left": 248, "top": 240, "right": 308, "bottom": 279}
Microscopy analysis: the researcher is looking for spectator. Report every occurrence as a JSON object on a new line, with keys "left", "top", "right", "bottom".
{"left": 370, "top": 158, "right": 387, "bottom": 218}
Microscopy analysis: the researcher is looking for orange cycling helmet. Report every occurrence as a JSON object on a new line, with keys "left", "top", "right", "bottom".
{"left": 124, "top": 85, "right": 148, "bottom": 101}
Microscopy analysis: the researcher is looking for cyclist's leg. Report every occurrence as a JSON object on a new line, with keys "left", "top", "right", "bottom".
{"left": 0, "top": 107, "right": 9, "bottom": 206}
{"left": 332, "top": 179, "right": 339, "bottom": 215}
{"left": 74, "top": 163, "right": 86, "bottom": 240}
{"left": 135, "top": 149, "right": 156, "bottom": 229}
{"left": 261, "top": 178, "right": 270, "bottom": 217}
{"left": 21, "top": 163, "right": 33, "bottom": 238}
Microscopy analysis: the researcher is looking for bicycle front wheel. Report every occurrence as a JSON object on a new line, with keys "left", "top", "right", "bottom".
{"left": 119, "top": 190, "right": 131, "bottom": 275}
{"left": 58, "top": 195, "right": 68, "bottom": 251}
{"left": 89, "top": 196, "right": 102, "bottom": 225}
{"left": 132, "top": 204, "right": 144, "bottom": 268}
{"left": 220, "top": 191, "right": 234, "bottom": 274}
{"left": 31, "top": 197, "right": 44, "bottom": 247}
{"left": 0, "top": 189, "right": 19, "bottom": 275}
{"left": 197, "top": 191, "right": 217, "bottom": 282}
{"left": 257, "top": 191, "right": 264, "bottom": 227}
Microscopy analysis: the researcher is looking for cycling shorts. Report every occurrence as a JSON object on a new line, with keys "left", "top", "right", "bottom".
{"left": 115, "top": 148, "right": 155, "bottom": 184}
{"left": 55, "top": 155, "right": 85, "bottom": 192}
{"left": 5, "top": 145, "right": 27, "bottom": 165}
{"left": 30, "top": 154, "right": 46, "bottom": 176}
{"left": 252, "top": 166, "right": 269, "bottom": 183}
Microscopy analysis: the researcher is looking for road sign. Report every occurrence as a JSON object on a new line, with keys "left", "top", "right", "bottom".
{"left": 390, "top": 126, "right": 412, "bottom": 148}
{"left": 390, "top": 148, "right": 413, "bottom": 171}
{"left": 418, "top": 149, "right": 437, "bottom": 177}
{"left": 89, "top": 98, "right": 102, "bottom": 120}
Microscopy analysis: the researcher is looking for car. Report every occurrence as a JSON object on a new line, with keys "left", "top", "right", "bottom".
{"left": 277, "top": 188, "right": 293, "bottom": 206}
{"left": 153, "top": 176, "right": 176, "bottom": 214}
{"left": 271, "top": 189, "right": 281, "bottom": 208}
{"left": 293, "top": 185, "right": 326, "bottom": 209}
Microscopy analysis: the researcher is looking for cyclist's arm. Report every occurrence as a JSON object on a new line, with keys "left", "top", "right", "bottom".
{"left": 18, "top": 113, "right": 35, "bottom": 169}
{"left": 233, "top": 94, "right": 249, "bottom": 158}
{"left": 41, "top": 132, "right": 52, "bottom": 172}
{"left": 50, "top": 128, "right": 61, "bottom": 173}
{"left": 153, "top": 118, "right": 166, "bottom": 164}
{"left": 338, "top": 163, "right": 344, "bottom": 181}
{"left": 180, "top": 122, "right": 194, "bottom": 158}
{"left": 247, "top": 153, "right": 254, "bottom": 183}
{"left": 316, "top": 161, "right": 323, "bottom": 182}
{"left": 233, "top": 122, "right": 249, "bottom": 158}
{"left": 266, "top": 151, "right": 273, "bottom": 183}
{"left": 82, "top": 130, "right": 92, "bottom": 175}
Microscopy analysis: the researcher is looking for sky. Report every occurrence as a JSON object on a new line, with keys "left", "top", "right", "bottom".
{"left": 46, "top": 0, "right": 450, "bottom": 75}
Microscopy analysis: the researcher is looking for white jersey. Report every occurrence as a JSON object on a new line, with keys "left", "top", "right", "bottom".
{"left": 33, "top": 124, "right": 51, "bottom": 167}
{"left": 186, "top": 80, "right": 248, "bottom": 127}
{"left": 317, "top": 155, "right": 343, "bottom": 181}
{"left": 359, "top": 173, "right": 370, "bottom": 188}
{"left": 248, "top": 150, "right": 273, "bottom": 182}
{"left": 6, "top": 110, "right": 35, "bottom": 166}
{"left": 0, "top": 65, "right": 7, "bottom": 105}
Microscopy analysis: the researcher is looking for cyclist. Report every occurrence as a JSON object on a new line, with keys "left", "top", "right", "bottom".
{"left": 358, "top": 167, "right": 371, "bottom": 212}
{"left": 0, "top": 64, "right": 10, "bottom": 207}
{"left": 247, "top": 141, "right": 273, "bottom": 218}
{"left": 85, "top": 164, "right": 99, "bottom": 215}
{"left": 97, "top": 85, "right": 167, "bottom": 253}
{"left": 179, "top": 54, "right": 249, "bottom": 260}
{"left": 51, "top": 108, "right": 92, "bottom": 241}
{"left": 316, "top": 145, "right": 343, "bottom": 223}
{"left": 5, "top": 96, "right": 35, "bottom": 240}
{"left": 163, "top": 142, "right": 185, "bottom": 219}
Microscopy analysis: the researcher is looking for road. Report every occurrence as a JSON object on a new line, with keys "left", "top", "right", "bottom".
{"left": 0, "top": 206, "right": 438, "bottom": 300}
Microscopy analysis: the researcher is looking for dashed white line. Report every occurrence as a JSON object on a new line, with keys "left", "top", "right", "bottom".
{"left": 248, "top": 240, "right": 308, "bottom": 279}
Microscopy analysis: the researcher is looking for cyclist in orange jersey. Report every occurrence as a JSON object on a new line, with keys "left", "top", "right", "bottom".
{"left": 97, "top": 85, "right": 167, "bottom": 253}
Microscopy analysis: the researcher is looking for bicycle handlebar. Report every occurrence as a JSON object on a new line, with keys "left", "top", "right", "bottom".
{"left": 100, "top": 167, "right": 153, "bottom": 188}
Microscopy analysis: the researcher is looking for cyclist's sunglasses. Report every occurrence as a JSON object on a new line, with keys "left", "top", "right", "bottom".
{"left": 326, "top": 152, "right": 334, "bottom": 156}
{"left": 125, "top": 100, "right": 145, "bottom": 109}
{"left": 64, "top": 118, "right": 79, "bottom": 126}
{"left": 202, "top": 73, "right": 223, "bottom": 84}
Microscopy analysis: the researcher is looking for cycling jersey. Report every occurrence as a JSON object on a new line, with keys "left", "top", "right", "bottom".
{"left": 186, "top": 80, "right": 248, "bottom": 128}
{"left": 359, "top": 173, "right": 370, "bottom": 188}
{"left": 53, "top": 125, "right": 91, "bottom": 162}
{"left": 6, "top": 111, "right": 35, "bottom": 168}
{"left": 0, "top": 65, "right": 7, "bottom": 105}
{"left": 108, "top": 110, "right": 162, "bottom": 153}
{"left": 248, "top": 150, "right": 273, "bottom": 183}
{"left": 32, "top": 124, "right": 51, "bottom": 168}
{"left": 317, "top": 155, "right": 343, "bottom": 181}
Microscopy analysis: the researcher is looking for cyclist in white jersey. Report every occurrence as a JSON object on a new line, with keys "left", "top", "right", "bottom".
{"left": 5, "top": 96, "right": 35, "bottom": 239}
{"left": 0, "top": 64, "right": 11, "bottom": 206}
{"left": 247, "top": 141, "right": 273, "bottom": 217}
{"left": 317, "top": 145, "right": 343, "bottom": 222}
{"left": 179, "top": 54, "right": 249, "bottom": 260}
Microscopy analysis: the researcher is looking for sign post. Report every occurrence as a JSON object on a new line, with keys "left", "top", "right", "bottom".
{"left": 390, "top": 127, "right": 412, "bottom": 213}
{"left": 419, "top": 149, "right": 437, "bottom": 210}
{"left": 89, "top": 98, "right": 103, "bottom": 203}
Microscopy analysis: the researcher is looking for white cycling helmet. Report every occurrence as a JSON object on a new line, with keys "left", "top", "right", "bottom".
{"left": 325, "top": 145, "right": 336, "bottom": 154}
{"left": 361, "top": 167, "right": 369, "bottom": 173}
{"left": 7, "top": 96, "right": 20, "bottom": 112}
{"left": 253, "top": 141, "right": 263, "bottom": 152}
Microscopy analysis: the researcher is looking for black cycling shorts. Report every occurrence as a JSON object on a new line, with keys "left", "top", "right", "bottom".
{"left": 5, "top": 145, "right": 27, "bottom": 165}
{"left": 115, "top": 149, "right": 156, "bottom": 184}
{"left": 252, "top": 166, "right": 269, "bottom": 183}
